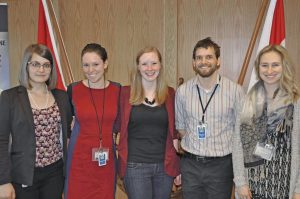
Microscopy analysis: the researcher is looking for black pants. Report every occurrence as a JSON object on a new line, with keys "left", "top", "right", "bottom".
{"left": 180, "top": 154, "right": 233, "bottom": 199}
{"left": 13, "top": 159, "right": 64, "bottom": 199}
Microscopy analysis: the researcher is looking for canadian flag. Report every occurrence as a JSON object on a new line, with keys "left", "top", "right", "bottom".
{"left": 247, "top": 0, "right": 285, "bottom": 91}
{"left": 38, "top": 0, "right": 66, "bottom": 90}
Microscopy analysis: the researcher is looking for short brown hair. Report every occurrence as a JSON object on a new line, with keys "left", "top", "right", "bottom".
{"left": 192, "top": 37, "right": 220, "bottom": 59}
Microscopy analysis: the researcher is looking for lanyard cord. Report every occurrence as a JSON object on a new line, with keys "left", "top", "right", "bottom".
{"left": 88, "top": 78, "right": 106, "bottom": 148}
{"left": 196, "top": 76, "right": 220, "bottom": 123}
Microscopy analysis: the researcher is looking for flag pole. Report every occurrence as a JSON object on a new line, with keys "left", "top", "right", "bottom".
{"left": 45, "top": 0, "right": 74, "bottom": 84}
{"left": 237, "top": 0, "right": 269, "bottom": 85}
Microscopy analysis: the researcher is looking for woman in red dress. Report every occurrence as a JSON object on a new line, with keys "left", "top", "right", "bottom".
{"left": 64, "top": 43, "right": 121, "bottom": 199}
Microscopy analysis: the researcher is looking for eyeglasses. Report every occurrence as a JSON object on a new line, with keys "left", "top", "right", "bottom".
{"left": 28, "top": 61, "right": 52, "bottom": 70}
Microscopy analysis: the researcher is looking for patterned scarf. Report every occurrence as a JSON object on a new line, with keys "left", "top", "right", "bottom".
{"left": 240, "top": 82, "right": 293, "bottom": 168}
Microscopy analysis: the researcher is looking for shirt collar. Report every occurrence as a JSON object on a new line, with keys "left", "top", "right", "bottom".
{"left": 192, "top": 74, "right": 221, "bottom": 94}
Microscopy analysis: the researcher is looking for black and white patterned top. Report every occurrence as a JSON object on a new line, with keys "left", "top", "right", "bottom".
{"left": 32, "top": 102, "right": 63, "bottom": 167}
{"left": 247, "top": 104, "right": 293, "bottom": 199}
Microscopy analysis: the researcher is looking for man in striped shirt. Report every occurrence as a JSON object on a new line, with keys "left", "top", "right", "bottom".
{"left": 175, "top": 37, "right": 244, "bottom": 199}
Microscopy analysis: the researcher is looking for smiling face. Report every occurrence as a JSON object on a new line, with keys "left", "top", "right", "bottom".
{"left": 193, "top": 47, "right": 220, "bottom": 78}
{"left": 28, "top": 53, "right": 52, "bottom": 87}
{"left": 82, "top": 52, "right": 108, "bottom": 84}
{"left": 259, "top": 51, "right": 283, "bottom": 88}
{"left": 138, "top": 52, "right": 161, "bottom": 84}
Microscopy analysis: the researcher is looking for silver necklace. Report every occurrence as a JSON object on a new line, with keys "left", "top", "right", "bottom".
{"left": 27, "top": 88, "right": 49, "bottom": 109}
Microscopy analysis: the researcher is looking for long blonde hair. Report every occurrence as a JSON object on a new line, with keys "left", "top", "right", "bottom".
{"left": 241, "top": 45, "right": 299, "bottom": 122}
{"left": 129, "top": 46, "right": 168, "bottom": 105}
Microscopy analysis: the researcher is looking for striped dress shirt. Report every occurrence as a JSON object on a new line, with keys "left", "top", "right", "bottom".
{"left": 175, "top": 74, "right": 244, "bottom": 157}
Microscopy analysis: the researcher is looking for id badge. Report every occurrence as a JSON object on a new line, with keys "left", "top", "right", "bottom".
{"left": 92, "top": 147, "right": 109, "bottom": 167}
{"left": 98, "top": 150, "right": 109, "bottom": 166}
{"left": 253, "top": 142, "right": 275, "bottom": 161}
{"left": 197, "top": 122, "right": 207, "bottom": 140}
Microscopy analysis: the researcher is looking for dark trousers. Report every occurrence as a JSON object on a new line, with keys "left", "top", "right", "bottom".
{"left": 180, "top": 154, "right": 233, "bottom": 199}
{"left": 13, "top": 159, "right": 64, "bottom": 199}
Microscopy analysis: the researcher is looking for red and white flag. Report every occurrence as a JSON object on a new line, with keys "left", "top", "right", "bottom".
{"left": 247, "top": 0, "right": 285, "bottom": 91}
{"left": 38, "top": 0, "right": 66, "bottom": 90}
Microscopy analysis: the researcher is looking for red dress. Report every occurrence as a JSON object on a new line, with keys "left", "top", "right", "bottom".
{"left": 65, "top": 81, "right": 120, "bottom": 199}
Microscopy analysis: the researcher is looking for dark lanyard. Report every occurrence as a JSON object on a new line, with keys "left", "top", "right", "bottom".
{"left": 196, "top": 77, "right": 220, "bottom": 123}
{"left": 88, "top": 79, "right": 106, "bottom": 147}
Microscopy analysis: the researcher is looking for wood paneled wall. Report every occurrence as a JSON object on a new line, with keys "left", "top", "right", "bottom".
{"left": 2, "top": 0, "right": 300, "bottom": 89}
{"left": 177, "top": 0, "right": 262, "bottom": 86}
{"left": 58, "top": 0, "right": 165, "bottom": 86}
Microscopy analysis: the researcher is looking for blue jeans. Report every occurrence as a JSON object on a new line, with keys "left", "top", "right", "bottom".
{"left": 124, "top": 162, "right": 173, "bottom": 199}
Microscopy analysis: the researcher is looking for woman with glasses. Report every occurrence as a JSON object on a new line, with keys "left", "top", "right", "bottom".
{"left": 64, "top": 43, "right": 121, "bottom": 199}
{"left": 0, "top": 44, "right": 72, "bottom": 199}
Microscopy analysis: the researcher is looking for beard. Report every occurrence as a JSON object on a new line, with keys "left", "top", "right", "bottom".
{"left": 194, "top": 64, "right": 219, "bottom": 78}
